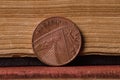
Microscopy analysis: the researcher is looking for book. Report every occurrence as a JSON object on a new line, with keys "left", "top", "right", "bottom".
{"left": 0, "top": 66, "right": 120, "bottom": 79}
{"left": 0, "top": 0, "right": 120, "bottom": 57}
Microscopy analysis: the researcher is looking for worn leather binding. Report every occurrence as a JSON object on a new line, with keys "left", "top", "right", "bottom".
{"left": 0, "top": 66, "right": 120, "bottom": 79}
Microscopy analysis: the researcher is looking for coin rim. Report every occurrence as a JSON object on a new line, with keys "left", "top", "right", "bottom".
{"left": 32, "top": 16, "right": 82, "bottom": 66}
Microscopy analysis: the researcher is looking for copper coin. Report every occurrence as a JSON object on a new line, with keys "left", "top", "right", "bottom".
{"left": 32, "top": 17, "right": 82, "bottom": 66}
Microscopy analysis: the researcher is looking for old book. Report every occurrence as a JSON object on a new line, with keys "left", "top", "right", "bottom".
{"left": 0, "top": 66, "right": 120, "bottom": 79}
{"left": 0, "top": 0, "right": 120, "bottom": 57}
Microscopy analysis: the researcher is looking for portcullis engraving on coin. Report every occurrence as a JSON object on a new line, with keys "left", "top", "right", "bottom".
{"left": 32, "top": 17, "right": 82, "bottom": 66}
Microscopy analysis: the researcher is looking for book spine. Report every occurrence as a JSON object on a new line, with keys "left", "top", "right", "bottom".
{"left": 0, "top": 66, "right": 120, "bottom": 79}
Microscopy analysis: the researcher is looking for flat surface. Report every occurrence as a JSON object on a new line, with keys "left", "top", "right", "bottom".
{"left": 0, "top": 0, "right": 120, "bottom": 57}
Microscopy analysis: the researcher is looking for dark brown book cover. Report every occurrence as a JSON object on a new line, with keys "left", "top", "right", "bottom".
{"left": 0, "top": 66, "right": 120, "bottom": 79}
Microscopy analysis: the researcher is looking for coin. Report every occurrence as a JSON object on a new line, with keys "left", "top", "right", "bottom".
{"left": 32, "top": 17, "right": 82, "bottom": 66}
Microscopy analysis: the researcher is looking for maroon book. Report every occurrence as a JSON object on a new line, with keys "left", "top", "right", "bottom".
{"left": 0, "top": 66, "right": 120, "bottom": 79}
